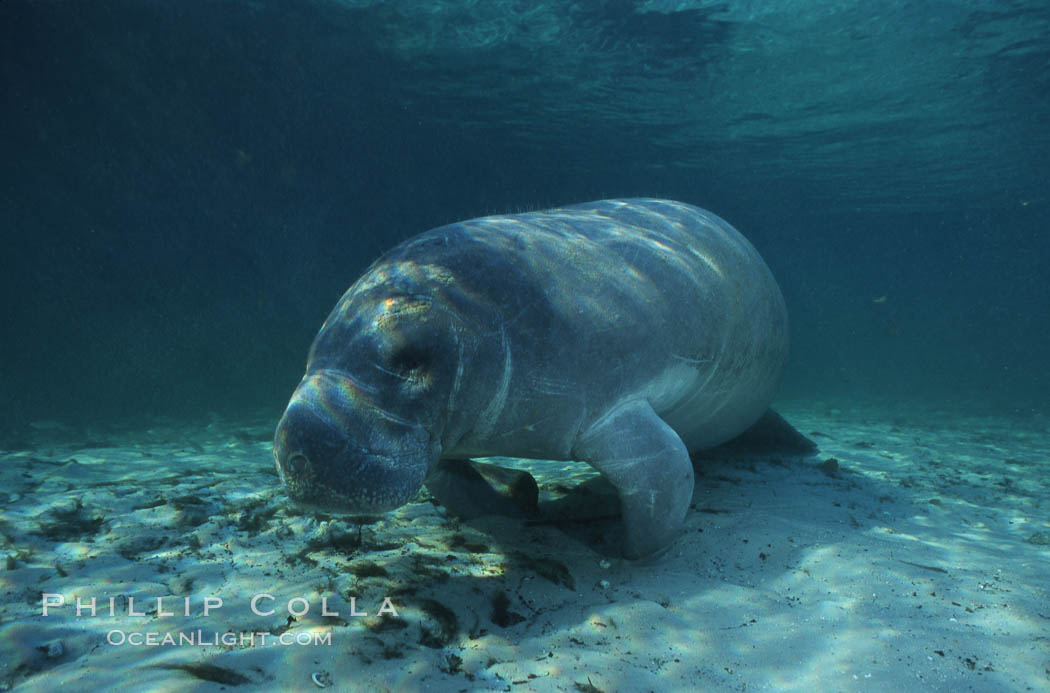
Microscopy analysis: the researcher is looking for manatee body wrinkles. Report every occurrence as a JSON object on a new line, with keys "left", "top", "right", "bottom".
{"left": 274, "top": 198, "right": 790, "bottom": 558}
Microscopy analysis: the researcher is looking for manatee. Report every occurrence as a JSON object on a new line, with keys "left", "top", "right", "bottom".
{"left": 274, "top": 199, "right": 794, "bottom": 558}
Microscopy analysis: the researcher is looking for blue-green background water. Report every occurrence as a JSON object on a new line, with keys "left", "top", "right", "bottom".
{"left": 2, "top": 0, "right": 1048, "bottom": 428}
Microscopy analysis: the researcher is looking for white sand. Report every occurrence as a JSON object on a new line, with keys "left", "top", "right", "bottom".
{"left": 1, "top": 401, "right": 1047, "bottom": 692}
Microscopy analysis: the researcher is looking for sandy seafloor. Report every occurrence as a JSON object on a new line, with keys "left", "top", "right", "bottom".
{"left": 1, "top": 400, "right": 1048, "bottom": 693}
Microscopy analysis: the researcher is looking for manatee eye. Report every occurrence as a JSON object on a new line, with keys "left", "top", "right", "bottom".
{"left": 386, "top": 344, "right": 432, "bottom": 383}
{"left": 391, "top": 347, "right": 426, "bottom": 372}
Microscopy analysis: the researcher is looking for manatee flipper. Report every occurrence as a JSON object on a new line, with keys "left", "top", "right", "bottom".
{"left": 426, "top": 459, "right": 540, "bottom": 520}
{"left": 573, "top": 399, "right": 694, "bottom": 559}
{"left": 692, "top": 409, "right": 817, "bottom": 461}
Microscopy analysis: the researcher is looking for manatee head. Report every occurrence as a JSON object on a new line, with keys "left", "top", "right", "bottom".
{"left": 273, "top": 369, "right": 441, "bottom": 513}
{"left": 274, "top": 260, "right": 469, "bottom": 515}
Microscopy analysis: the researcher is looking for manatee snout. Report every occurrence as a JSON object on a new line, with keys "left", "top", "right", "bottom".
{"left": 273, "top": 371, "right": 435, "bottom": 514}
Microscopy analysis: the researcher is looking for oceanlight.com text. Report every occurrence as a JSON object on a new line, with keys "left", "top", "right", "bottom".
{"left": 106, "top": 630, "right": 333, "bottom": 647}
